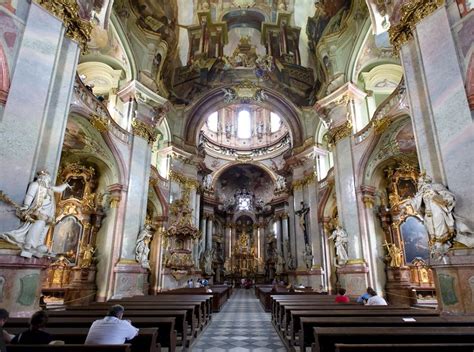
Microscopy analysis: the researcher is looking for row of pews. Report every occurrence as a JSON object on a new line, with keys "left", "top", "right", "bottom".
{"left": 4, "top": 285, "right": 232, "bottom": 352}
{"left": 263, "top": 288, "right": 474, "bottom": 352}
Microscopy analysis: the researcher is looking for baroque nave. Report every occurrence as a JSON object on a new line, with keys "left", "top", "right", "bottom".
{"left": 0, "top": 0, "right": 473, "bottom": 351}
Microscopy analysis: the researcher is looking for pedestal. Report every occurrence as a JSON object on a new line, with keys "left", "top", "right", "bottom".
{"left": 113, "top": 262, "right": 149, "bottom": 298}
{"left": 431, "top": 248, "right": 474, "bottom": 314}
{"left": 385, "top": 267, "right": 412, "bottom": 307}
{"left": 0, "top": 249, "right": 50, "bottom": 317}
{"left": 287, "top": 267, "right": 324, "bottom": 289}
{"left": 64, "top": 266, "right": 97, "bottom": 306}
{"left": 337, "top": 261, "right": 368, "bottom": 296}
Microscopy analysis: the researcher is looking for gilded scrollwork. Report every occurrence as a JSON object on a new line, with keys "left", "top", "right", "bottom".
{"left": 131, "top": 118, "right": 159, "bottom": 144}
{"left": 388, "top": 0, "right": 445, "bottom": 52}
{"left": 34, "top": 0, "right": 93, "bottom": 52}
{"left": 325, "top": 120, "right": 353, "bottom": 146}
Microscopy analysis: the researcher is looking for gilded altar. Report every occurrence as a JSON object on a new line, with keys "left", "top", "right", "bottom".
{"left": 380, "top": 164, "right": 435, "bottom": 306}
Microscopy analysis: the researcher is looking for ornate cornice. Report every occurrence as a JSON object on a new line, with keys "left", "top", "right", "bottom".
{"left": 34, "top": 0, "right": 92, "bottom": 52}
{"left": 131, "top": 118, "right": 158, "bottom": 144}
{"left": 325, "top": 120, "right": 353, "bottom": 146}
{"left": 169, "top": 170, "right": 199, "bottom": 190}
{"left": 388, "top": 0, "right": 444, "bottom": 52}
{"left": 292, "top": 172, "right": 316, "bottom": 190}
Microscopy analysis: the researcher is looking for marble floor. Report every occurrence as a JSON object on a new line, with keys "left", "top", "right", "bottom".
{"left": 190, "top": 288, "right": 287, "bottom": 352}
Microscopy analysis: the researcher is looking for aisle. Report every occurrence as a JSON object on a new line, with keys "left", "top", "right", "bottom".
{"left": 191, "top": 288, "right": 286, "bottom": 351}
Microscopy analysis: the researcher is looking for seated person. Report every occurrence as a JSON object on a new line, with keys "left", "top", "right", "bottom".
{"left": 85, "top": 305, "right": 139, "bottom": 345}
{"left": 356, "top": 286, "right": 374, "bottom": 304}
{"left": 365, "top": 287, "right": 388, "bottom": 306}
{"left": 0, "top": 308, "right": 12, "bottom": 352}
{"left": 11, "top": 310, "right": 53, "bottom": 344}
{"left": 335, "top": 288, "right": 350, "bottom": 303}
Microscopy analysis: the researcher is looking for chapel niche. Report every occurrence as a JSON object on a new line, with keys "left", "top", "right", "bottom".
{"left": 43, "top": 162, "right": 105, "bottom": 304}
{"left": 379, "top": 164, "right": 435, "bottom": 306}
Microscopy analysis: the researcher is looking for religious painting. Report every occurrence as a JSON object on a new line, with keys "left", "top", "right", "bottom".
{"left": 62, "top": 176, "right": 86, "bottom": 200}
{"left": 306, "top": 0, "right": 351, "bottom": 51}
{"left": 396, "top": 178, "right": 416, "bottom": 200}
{"left": 52, "top": 216, "right": 83, "bottom": 261}
{"left": 400, "top": 216, "right": 430, "bottom": 263}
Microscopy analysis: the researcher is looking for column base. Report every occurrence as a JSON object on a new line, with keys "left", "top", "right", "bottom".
{"left": 113, "top": 261, "right": 149, "bottom": 298}
{"left": 0, "top": 248, "right": 50, "bottom": 316}
{"left": 385, "top": 267, "right": 412, "bottom": 307}
{"left": 337, "top": 260, "right": 368, "bottom": 296}
{"left": 431, "top": 248, "right": 474, "bottom": 314}
{"left": 64, "top": 266, "right": 97, "bottom": 306}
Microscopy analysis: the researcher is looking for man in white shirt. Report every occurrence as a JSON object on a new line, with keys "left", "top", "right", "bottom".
{"left": 365, "top": 288, "right": 388, "bottom": 306}
{"left": 85, "top": 305, "right": 139, "bottom": 345}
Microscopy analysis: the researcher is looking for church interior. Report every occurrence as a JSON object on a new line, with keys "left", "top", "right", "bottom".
{"left": 0, "top": 0, "right": 473, "bottom": 351}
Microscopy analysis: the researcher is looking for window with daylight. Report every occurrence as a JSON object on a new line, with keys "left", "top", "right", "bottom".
{"left": 237, "top": 110, "right": 251, "bottom": 138}
{"left": 237, "top": 195, "right": 251, "bottom": 210}
{"left": 270, "top": 112, "right": 281, "bottom": 133}
{"left": 207, "top": 111, "right": 218, "bottom": 132}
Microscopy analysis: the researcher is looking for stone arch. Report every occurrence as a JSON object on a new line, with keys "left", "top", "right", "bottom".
{"left": 211, "top": 161, "right": 277, "bottom": 190}
{"left": 184, "top": 85, "right": 304, "bottom": 148}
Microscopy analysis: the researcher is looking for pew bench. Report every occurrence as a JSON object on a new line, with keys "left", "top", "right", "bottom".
{"left": 312, "top": 326, "right": 474, "bottom": 352}
{"left": 5, "top": 344, "right": 131, "bottom": 352}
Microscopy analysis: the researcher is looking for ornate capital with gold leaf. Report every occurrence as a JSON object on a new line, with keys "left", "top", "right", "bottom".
{"left": 34, "top": 0, "right": 92, "bottom": 52}
{"left": 325, "top": 120, "right": 353, "bottom": 146}
{"left": 388, "top": 0, "right": 445, "bottom": 52}
{"left": 132, "top": 118, "right": 158, "bottom": 144}
{"left": 292, "top": 172, "right": 316, "bottom": 191}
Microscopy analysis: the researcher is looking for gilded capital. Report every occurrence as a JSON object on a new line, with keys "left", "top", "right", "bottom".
{"left": 90, "top": 114, "right": 108, "bottom": 133}
{"left": 388, "top": 0, "right": 445, "bottom": 52}
{"left": 291, "top": 172, "right": 316, "bottom": 191}
{"left": 34, "top": 0, "right": 93, "bottom": 52}
{"left": 132, "top": 118, "right": 158, "bottom": 144}
{"left": 326, "top": 120, "right": 353, "bottom": 146}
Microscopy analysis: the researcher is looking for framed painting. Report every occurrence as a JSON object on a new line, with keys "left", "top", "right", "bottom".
{"left": 51, "top": 216, "right": 83, "bottom": 262}
{"left": 400, "top": 216, "right": 430, "bottom": 263}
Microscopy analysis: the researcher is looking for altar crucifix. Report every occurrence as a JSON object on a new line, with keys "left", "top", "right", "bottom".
{"left": 296, "top": 201, "right": 310, "bottom": 245}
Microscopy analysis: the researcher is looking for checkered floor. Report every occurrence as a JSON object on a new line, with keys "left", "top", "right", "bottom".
{"left": 190, "top": 288, "right": 286, "bottom": 351}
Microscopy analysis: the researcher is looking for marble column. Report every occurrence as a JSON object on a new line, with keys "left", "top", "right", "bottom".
{"left": 224, "top": 224, "right": 231, "bottom": 259}
{"left": 401, "top": 6, "right": 474, "bottom": 223}
{"left": 397, "top": 5, "right": 474, "bottom": 313}
{"left": 282, "top": 214, "right": 289, "bottom": 261}
{"left": 206, "top": 215, "right": 213, "bottom": 251}
{"left": 199, "top": 216, "right": 207, "bottom": 263}
{"left": 292, "top": 189, "right": 306, "bottom": 270}
{"left": 0, "top": 3, "right": 79, "bottom": 232}
{"left": 275, "top": 216, "right": 283, "bottom": 256}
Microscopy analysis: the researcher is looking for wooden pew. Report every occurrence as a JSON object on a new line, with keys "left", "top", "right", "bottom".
{"left": 299, "top": 316, "right": 474, "bottom": 352}
{"left": 288, "top": 309, "right": 439, "bottom": 347}
{"left": 48, "top": 306, "right": 199, "bottom": 338}
{"left": 5, "top": 345, "right": 131, "bottom": 352}
{"left": 334, "top": 343, "right": 474, "bottom": 352}
{"left": 6, "top": 317, "right": 177, "bottom": 352}
{"left": 6, "top": 327, "right": 159, "bottom": 352}
{"left": 312, "top": 326, "right": 474, "bottom": 352}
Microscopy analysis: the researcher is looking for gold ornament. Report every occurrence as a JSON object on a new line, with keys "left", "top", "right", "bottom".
{"left": 325, "top": 120, "right": 353, "bottom": 146}
{"left": 131, "top": 118, "right": 158, "bottom": 144}
{"left": 34, "top": 0, "right": 93, "bottom": 52}
{"left": 388, "top": 0, "right": 445, "bottom": 52}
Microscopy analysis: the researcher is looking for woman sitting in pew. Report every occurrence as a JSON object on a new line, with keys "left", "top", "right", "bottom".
{"left": 365, "top": 287, "right": 388, "bottom": 306}
{"left": 335, "top": 288, "right": 350, "bottom": 303}
{"left": 10, "top": 310, "right": 53, "bottom": 344}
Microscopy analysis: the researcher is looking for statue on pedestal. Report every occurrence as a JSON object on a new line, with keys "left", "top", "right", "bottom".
{"left": 276, "top": 254, "right": 285, "bottom": 274}
{"left": 383, "top": 241, "right": 403, "bottom": 268}
{"left": 329, "top": 226, "right": 348, "bottom": 265}
{"left": 202, "top": 248, "right": 214, "bottom": 275}
{"left": 135, "top": 225, "right": 153, "bottom": 269}
{"left": 409, "top": 173, "right": 474, "bottom": 258}
{"left": 0, "top": 170, "right": 70, "bottom": 258}
{"left": 80, "top": 244, "right": 96, "bottom": 268}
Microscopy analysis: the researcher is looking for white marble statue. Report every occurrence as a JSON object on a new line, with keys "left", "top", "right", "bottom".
{"left": 203, "top": 248, "right": 214, "bottom": 275}
{"left": 275, "top": 175, "right": 287, "bottom": 192}
{"left": 276, "top": 253, "right": 285, "bottom": 274}
{"left": 203, "top": 174, "right": 213, "bottom": 191}
{"left": 0, "top": 170, "right": 70, "bottom": 258}
{"left": 409, "top": 173, "right": 474, "bottom": 258}
{"left": 135, "top": 225, "right": 153, "bottom": 269}
{"left": 329, "top": 226, "right": 349, "bottom": 264}
{"left": 303, "top": 243, "right": 313, "bottom": 270}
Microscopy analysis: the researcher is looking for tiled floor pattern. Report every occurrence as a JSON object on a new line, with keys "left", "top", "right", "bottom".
{"left": 190, "top": 288, "right": 286, "bottom": 351}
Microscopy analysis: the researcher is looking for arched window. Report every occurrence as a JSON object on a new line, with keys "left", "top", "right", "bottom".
{"left": 270, "top": 112, "right": 281, "bottom": 133}
{"left": 207, "top": 111, "right": 218, "bottom": 132}
{"left": 237, "top": 110, "right": 251, "bottom": 138}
